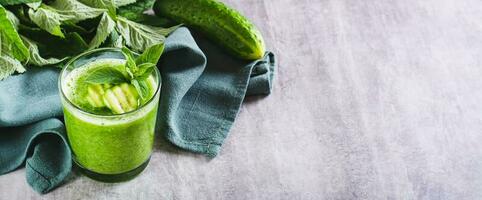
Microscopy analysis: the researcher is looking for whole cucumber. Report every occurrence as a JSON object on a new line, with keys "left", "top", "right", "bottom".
{"left": 153, "top": 0, "right": 265, "bottom": 60}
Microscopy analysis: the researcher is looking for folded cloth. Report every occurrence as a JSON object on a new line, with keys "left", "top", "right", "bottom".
{"left": 159, "top": 30, "right": 275, "bottom": 156}
{"left": 0, "top": 27, "right": 275, "bottom": 193}
{"left": 0, "top": 118, "right": 71, "bottom": 194}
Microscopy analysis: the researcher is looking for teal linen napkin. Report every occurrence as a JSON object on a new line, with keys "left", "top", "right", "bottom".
{"left": 0, "top": 118, "right": 71, "bottom": 193}
{"left": 159, "top": 30, "right": 275, "bottom": 156}
{"left": 0, "top": 27, "right": 275, "bottom": 193}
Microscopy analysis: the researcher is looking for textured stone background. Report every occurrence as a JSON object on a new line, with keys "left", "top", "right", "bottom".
{"left": 1, "top": 0, "right": 482, "bottom": 199}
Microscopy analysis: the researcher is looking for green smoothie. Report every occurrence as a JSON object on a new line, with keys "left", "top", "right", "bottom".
{"left": 60, "top": 57, "right": 160, "bottom": 176}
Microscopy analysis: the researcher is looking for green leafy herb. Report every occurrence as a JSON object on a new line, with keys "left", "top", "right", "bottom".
{"left": 61, "top": 22, "right": 91, "bottom": 34}
{"left": 119, "top": 44, "right": 163, "bottom": 99}
{"left": 5, "top": 9, "right": 20, "bottom": 27}
{"left": 19, "top": 26, "right": 89, "bottom": 58}
{"left": 0, "top": 0, "right": 39, "bottom": 6}
{"left": 0, "top": 5, "right": 29, "bottom": 61}
{"left": 28, "top": 7, "right": 70, "bottom": 37}
{"left": 0, "top": 54, "right": 25, "bottom": 80}
{"left": 78, "top": 0, "right": 134, "bottom": 9}
{"left": 28, "top": 0, "right": 105, "bottom": 38}
{"left": 117, "top": 0, "right": 155, "bottom": 22}
{"left": 122, "top": 46, "right": 136, "bottom": 77}
{"left": 135, "top": 42, "right": 164, "bottom": 65}
{"left": 0, "top": 5, "right": 27, "bottom": 79}
{"left": 84, "top": 67, "right": 127, "bottom": 84}
{"left": 21, "top": 36, "right": 67, "bottom": 66}
{"left": 113, "top": 34, "right": 124, "bottom": 47}
{"left": 26, "top": 2, "right": 41, "bottom": 9}
{"left": 113, "top": 0, "right": 136, "bottom": 7}
{"left": 103, "top": 29, "right": 124, "bottom": 48}
{"left": 135, "top": 62, "right": 155, "bottom": 79}
{"left": 0, "top": 0, "right": 181, "bottom": 80}
{"left": 83, "top": 43, "right": 163, "bottom": 99}
{"left": 116, "top": 16, "right": 177, "bottom": 52}
{"left": 77, "top": 0, "right": 116, "bottom": 18}
{"left": 8, "top": 5, "right": 35, "bottom": 27}
{"left": 121, "top": 45, "right": 160, "bottom": 78}
{"left": 130, "top": 78, "right": 149, "bottom": 100}
{"left": 129, "top": 15, "right": 177, "bottom": 27}
{"left": 89, "top": 12, "right": 115, "bottom": 49}
{"left": 49, "top": 0, "right": 106, "bottom": 23}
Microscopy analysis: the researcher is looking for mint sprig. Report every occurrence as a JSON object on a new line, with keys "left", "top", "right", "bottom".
{"left": 84, "top": 67, "right": 127, "bottom": 84}
{"left": 83, "top": 43, "right": 163, "bottom": 100}
{"left": 121, "top": 44, "right": 162, "bottom": 99}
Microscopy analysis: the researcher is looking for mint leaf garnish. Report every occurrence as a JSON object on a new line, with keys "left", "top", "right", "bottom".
{"left": 135, "top": 43, "right": 164, "bottom": 65}
{"left": 130, "top": 79, "right": 149, "bottom": 100}
{"left": 120, "top": 43, "right": 163, "bottom": 100}
{"left": 136, "top": 63, "right": 155, "bottom": 79}
{"left": 121, "top": 46, "right": 136, "bottom": 78}
{"left": 84, "top": 67, "right": 127, "bottom": 84}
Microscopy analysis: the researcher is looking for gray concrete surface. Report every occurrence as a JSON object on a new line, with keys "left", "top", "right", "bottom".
{"left": 1, "top": 0, "right": 482, "bottom": 199}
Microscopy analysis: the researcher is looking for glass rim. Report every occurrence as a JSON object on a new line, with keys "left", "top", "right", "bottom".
{"left": 58, "top": 47, "right": 161, "bottom": 118}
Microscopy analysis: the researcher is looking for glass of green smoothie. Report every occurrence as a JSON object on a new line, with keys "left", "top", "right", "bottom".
{"left": 59, "top": 48, "right": 161, "bottom": 182}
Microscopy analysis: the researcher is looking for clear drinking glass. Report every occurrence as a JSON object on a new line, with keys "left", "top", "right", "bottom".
{"left": 58, "top": 48, "right": 161, "bottom": 182}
